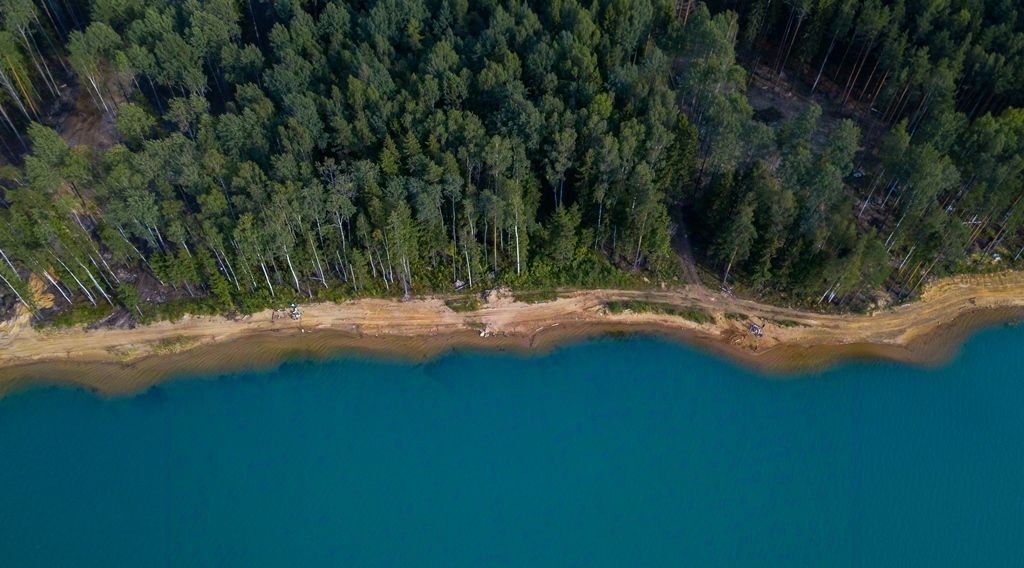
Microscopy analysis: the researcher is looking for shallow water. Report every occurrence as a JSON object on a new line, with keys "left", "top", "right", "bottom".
{"left": 1, "top": 325, "right": 1023, "bottom": 567}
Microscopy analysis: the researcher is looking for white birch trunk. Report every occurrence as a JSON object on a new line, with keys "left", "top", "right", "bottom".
{"left": 283, "top": 249, "right": 300, "bottom": 292}
{"left": 77, "top": 259, "right": 113, "bottom": 305}
{"left": 0, "top": 269, "right": 32, "bottom": 312}
{"left": 42, "top": 269, "right": 73, "bottom": 304}
{"left": 54, "top": 255, "right": 95, "bottom": 305}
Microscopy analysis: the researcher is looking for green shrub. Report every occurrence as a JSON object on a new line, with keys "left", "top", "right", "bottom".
{"left": 605, "top": 300, "right": 712, "bottom": 324}
{"left": 445, "top": 296, "right": 482, "bottom": 312}
{"left": 38, "top": 303, "right": 116, "bottom": 328}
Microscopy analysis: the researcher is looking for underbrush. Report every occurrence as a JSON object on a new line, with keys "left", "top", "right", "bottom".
{"left": 444, "top": 296, "right": 482, "bottom": 312}
{"left": 36, "top": 303, "right": 115, "bottom": 328}
{"left": 604, "top": 300, "right": 712, "bottom": 325}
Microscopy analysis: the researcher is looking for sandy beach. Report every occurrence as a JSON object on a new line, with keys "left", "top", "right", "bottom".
{"left": 2, "top": 270, "right": 1024, "bottom": 396}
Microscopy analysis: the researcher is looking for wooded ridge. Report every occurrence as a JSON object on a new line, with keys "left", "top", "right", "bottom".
{"left": 0, "top": 0, "right": 1021, "bottom": 326}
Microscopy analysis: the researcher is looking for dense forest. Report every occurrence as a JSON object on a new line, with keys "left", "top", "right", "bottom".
{"left": 0, "top": 0, "right": 1021, "bottom": 324}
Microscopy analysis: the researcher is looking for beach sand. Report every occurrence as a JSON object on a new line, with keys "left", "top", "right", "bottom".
{"left": 2, "top": 270, "right": 1023, "bottom": 397}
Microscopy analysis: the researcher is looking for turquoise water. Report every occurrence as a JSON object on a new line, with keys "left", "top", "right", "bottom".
{"left": 2, "top": 327, "right": 1023, "bottom": 567}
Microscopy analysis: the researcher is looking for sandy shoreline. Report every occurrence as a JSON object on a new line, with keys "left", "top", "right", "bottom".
{"left": 2, "top": 271, "right": 1024, "bottom": 397}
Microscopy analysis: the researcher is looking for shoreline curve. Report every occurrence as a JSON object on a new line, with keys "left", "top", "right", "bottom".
{"left": 1, "top": 271, "right": 1023, "bottom": 397}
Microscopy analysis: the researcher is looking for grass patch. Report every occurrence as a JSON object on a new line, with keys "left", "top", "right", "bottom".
{"left": 151, "top": 336, "right": 199, "bottom": 355}
{"left": 464, "top": 320, "right": 486, "bottom": 331}
{"left": 724, "top": 312, "right": 747, "bottom": 321}
{"left": 106, "top": 345, "right": 140, "bottom": 362}
{"left": 445, "top": 296, "right": 482, "bottom": 313}
{"left": 770, "top": 318, "right": 803, "bottom": 328}
{"left": 605, "top": 300, "right": 712, "bottom": 325}
{"left": 137, "top": 298, "right": 222, "bottom": 324}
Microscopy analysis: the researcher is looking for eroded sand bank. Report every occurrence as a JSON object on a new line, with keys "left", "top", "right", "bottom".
{"left": 1, "top": 270, "right": 1023, "bottom": 396}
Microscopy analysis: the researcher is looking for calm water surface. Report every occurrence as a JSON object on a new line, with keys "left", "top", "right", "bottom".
{"left": 2, "top": 326, "right": 1024, "bottom": 567}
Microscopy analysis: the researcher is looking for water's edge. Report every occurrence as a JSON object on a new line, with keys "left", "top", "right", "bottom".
{"left": 3, "top": 306, "right": 1024, "bottom": 400}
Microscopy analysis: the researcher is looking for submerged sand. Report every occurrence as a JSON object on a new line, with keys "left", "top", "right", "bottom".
{"left": 1, "top": 270, "right": 1023, "bottom": 396}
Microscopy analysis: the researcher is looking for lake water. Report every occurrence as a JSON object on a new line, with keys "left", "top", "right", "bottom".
{"left": 2, "top": 326, "right": 1023, "bottom": 567}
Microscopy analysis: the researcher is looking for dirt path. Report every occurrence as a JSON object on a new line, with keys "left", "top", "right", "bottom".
{"left": 671, "top": 219, "right": 702, "bottom": 287}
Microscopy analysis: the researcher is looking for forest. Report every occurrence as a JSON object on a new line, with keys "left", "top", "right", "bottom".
{"left": 0, "top": 0, "right": 1022, "bottom": 324}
